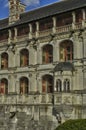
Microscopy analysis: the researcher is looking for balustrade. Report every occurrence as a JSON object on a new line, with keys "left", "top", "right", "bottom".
{"left": 56, "top": 24, "right": 72, "bottom": 33}
{"left": 75, "top": 22, "right": 82, "bottom": 30}
{"left": 39, "top": 28, "right": 52, "bottom": 37}
{"left": 0, "top": 93, "right": 85, "bottom": 106}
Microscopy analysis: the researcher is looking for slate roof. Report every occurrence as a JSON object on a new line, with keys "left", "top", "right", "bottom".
{"left": 54, "top": 62, "right": 75, "bottom": 71}
{"left": 0, "top": 0, "right": 86, "bottom": 30}
{"left": 0, "top": 18, "right": 8, "bottom": 30}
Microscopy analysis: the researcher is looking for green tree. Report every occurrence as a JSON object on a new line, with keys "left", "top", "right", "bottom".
{"left": 55, "top": 119, "right": 86, "bottom": 130}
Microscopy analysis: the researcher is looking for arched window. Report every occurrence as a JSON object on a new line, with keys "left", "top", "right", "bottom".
{"left": 1, "top": 53, "right": 8, "bottom": 69}
{"left": 20, "top": 49, "right": 29, "bottom": 67}
{"left": 20, "top": 77, "right": 28, "bottom": 94}
{"left": 60, "top": 40, "right": 73, "bottom": 62}
{"left": 42, "top": 75, "right": 53, "bottom": 93}
{"left": 42, "top": 45, "right": 53, "bottom": 64}
{"left": 64, "top": 79, "right": 70, "bottom": 92}
{"left": 0, "top": 78, "right": 8, "bottom": 94}
{"left": 56, "top": 79, "right": 62, "bottom": 92}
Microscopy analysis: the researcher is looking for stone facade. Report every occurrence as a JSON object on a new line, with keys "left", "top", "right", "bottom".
{"left": 0, "top": 0, "right": 86, "bottom": 130}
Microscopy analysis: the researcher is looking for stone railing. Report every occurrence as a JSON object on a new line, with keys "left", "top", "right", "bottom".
{"left": 56, "top": 24, "right": 72, "bottom": 33}
{"left": 54, "top": 92, "right": 86, "bottom": 106}
{"left": 0, "top": 93, "right": 85, "bottom": 106}
{"left": 0, "top": 39, "right": 8, "bottom": 45}
{"left": 16, "top": 35, "right": 29, "bottom": 42}
{"left": 75, "top": 22, "right": 82, "bottom": 30}
{"left": 39, "top": 29, "right": 52, "bottom": 37}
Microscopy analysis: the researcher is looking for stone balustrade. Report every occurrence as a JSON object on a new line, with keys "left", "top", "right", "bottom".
{"left": 75, "top": 22, "right": 82, "bottom": 30}
{"left": 39, "top": 29, "right": 52, "bottom": 37}
{"left": 56, "top": 24, "right": 72, "bottom": 33}
{"left": 0, "top": 93, "right": 85, "bottom": 106}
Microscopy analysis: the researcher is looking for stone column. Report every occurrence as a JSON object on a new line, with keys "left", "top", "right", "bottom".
{"left": 82, "top": 9, "right": 85, "bottom": 27}
{"left": 14, "top": 27, "right": 17, "bottom": 42}
{"left": 36, "top": 22, "right": 39, "bottom": 38}
{"left": 8, "top": 29, "right": 11, "bottom": 44}
{"left": 72, "top": 11, "right": 76, "bottom": 29}
{"left": 52, "top": 17, "right": 56, "bottom": 33}
{"left": 29, "top": 24, "right": 32, "bottom": 39}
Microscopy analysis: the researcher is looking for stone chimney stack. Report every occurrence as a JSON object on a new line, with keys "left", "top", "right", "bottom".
{"left": 9, "top": 0, "right": 26, "bottom": 24}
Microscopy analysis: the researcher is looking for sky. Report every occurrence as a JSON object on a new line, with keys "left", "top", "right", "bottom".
{"left": 0, "top": 0, "right": 61, "bottom": 19}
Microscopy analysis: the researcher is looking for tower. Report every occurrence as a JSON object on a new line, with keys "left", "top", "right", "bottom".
{"left": 9, "top": 0, "right": 26, "bottom": 24}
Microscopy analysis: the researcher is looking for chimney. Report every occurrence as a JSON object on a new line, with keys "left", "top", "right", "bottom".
{"left": 9, "top": 0, "right": 26, "bottom": 24}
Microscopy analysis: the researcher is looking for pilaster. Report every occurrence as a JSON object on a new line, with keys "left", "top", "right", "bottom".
{"left": 37, "top": 45, "right": 41, "bottom": 64}
{"left": 82, "top": 9, "right": 86, "bottom": 27}
{"left": 29, "top": 24, "right": 32, "bottom": 39}
{"left": 52, "top": 17, "right": 56, "bottom": 33}
{"left": 8, "top": 29, "right": 12, "bottom": 44}
{"left": 14, "top": 27, "right": 17, "bottom": 42}
{"left": 36, "top": 22, "right": 39, "bottom": 38}
{"left": 53, "top": 40, "right": 59, "bottom": 63}
{"left": 15, "top": 52, "right": 20, "bottom": 67}
{"left": 72, "top": 11, "right": 76, "bottom": 29}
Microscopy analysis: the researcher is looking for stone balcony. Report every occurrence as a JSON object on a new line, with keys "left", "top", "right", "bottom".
{"left": 0, "top": 92, "right": 85, "bottom": 106}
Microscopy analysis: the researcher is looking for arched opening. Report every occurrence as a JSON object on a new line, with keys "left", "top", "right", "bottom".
{"left": 20, "top": 49, "right": 29, "bottom": 67}
{"left": 42, "top": 45, "right": 53, "bottom": 64}
{"left": 42, "top": 75, "right": 53, "bottom": 93}
{"left": 1, "top": 52, "right": 8, "bottom": 69}
{"left": 60, "top": 40, "right": 73, "bottom": 62}
{"left": 0, "top": 78, "right": 8, "bottom": 94}
{"left": 20, "top": 77, "right": 28, "bottom": 94}
{"left": 56, "top": 79, "right": 62, "bottom": 92}
{"left": 64, "top": 79, "right": 70, "bottom": 92}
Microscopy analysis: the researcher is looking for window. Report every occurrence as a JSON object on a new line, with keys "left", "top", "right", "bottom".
{"left": 20, "top": 77, "right": 28, "bottom": 94}
{"left": 60, "top": 40, "right": 73, "bottom": 62}
{"left": 0, "top": 78, "right": 8, "bottom": 94}
{"left": 1, "top": 53, "right": 8, "bottom": 69}
{"left": 42, "top": 45, "right": 53, "bottom": 64}
{"left": 20, "top": 49, "right": 29, "bottom": 67}
{"left": 64, "top": 79, "right": 70, "bottom": 92}
{"left": 42, "top": 75, "right": 53, "bottom": 93}
{"left": 56, "top": 79, "right": 62, "bottom": 92}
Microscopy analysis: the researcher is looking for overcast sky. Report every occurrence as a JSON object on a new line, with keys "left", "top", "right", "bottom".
{"left": 0, "top": 0, "right": 60, "bottom": 19}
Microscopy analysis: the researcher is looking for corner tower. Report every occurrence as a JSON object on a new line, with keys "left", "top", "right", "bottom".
{"left": 9, "top": 0, "right": 26, "bottom": 24}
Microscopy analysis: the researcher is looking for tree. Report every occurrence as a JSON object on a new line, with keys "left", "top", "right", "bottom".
{"left": 55, "top": 119, "right": 86, "bottom": 130}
